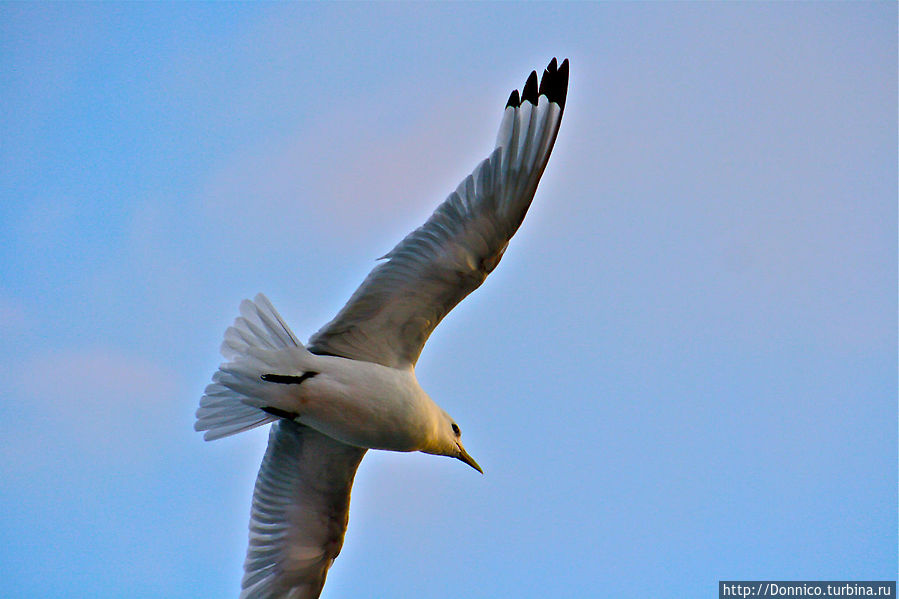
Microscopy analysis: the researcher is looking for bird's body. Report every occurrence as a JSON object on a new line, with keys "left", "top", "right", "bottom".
{"left": 231, "top": 344, "right": 449, "bottom": 453}
{"left": 285, "top": 356, "right": 437, "bottom": 453}
{"left": 196, "top": 58, "right": 569, "bottom": 598}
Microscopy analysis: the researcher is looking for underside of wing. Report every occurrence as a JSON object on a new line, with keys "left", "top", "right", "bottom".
{"left": 307, "top": 58, "right": 569, "bottom": 368}
{"left": 240, "top": 421, "right": 367, "bottom": 599}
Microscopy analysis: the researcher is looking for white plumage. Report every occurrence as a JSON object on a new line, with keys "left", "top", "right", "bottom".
{"left": 196, "top": 58, "right": 569, "bottom": 599}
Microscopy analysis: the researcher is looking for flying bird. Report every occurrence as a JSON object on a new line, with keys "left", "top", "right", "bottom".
{"left": 196, "top": 58, "right": 569, "bottom": 599}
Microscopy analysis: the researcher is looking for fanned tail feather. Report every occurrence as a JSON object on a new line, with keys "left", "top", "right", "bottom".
{"left": 196, "top": 294, "right": 313, "bottom": 441}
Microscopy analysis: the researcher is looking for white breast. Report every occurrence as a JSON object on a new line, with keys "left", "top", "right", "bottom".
{"left": 296, "top": 355, "right": 438, "bottom": 452}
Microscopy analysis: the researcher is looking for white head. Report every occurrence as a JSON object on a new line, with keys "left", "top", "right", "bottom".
{"left": 421, "top": 409, "right": 483, "bottom": 474}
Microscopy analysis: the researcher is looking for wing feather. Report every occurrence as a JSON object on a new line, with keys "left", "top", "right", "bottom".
{"left": 307, "top": 58, "right": 569, "bottom": 367}
{"left": 240, "top": 421, "right": 366, "bottom": 599}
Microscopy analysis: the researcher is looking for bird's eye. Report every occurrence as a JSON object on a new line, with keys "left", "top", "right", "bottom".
{"left": 451, "top": 423, "right": 461, "bottom": 437}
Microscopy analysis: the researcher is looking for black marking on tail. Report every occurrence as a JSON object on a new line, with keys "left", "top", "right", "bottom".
{"left": 261, "top": 406, "right": 300, "bottom": 420}
{"left": 261, "top": 372, "right": 318, "bottom": 385}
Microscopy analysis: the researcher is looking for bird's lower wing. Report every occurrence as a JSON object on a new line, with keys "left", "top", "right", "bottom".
{"left": 240, "top": 420, "right": 367, "bottom": 599}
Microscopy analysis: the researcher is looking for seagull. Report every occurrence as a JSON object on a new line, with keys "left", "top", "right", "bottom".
{"left": 196, "top": 58, "right": 569, "bottom": 599}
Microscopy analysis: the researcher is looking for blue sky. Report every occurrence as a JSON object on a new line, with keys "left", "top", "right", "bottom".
{"left": 1, "top": 2, "right": 895, "bottom": 597}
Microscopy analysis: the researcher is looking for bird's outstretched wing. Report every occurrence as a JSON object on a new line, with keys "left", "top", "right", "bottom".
{"left": 240, "top": 420, "right": 366, "bottom": 599}
{"left": 307, "top": 58, "right": 569, "bottom": 368}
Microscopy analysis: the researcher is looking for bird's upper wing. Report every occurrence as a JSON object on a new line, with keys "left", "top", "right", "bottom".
{"left": 307, "top": 58, "right": 568, "bottom": 368}
{"left": 240, "top": 420, "right": 367, "bottom": 599}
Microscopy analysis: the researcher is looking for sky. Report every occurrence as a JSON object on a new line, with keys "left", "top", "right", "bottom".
{"left": 1, "top": 2, "right": 896, "bottom": 597}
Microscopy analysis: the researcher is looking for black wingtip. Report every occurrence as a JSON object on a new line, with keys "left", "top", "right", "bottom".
{"left": 557, "top": 58, "right": 569, "bottom": 112}
{"left": 538, "top": 70, "right": 549, "bottom": 97}
{"left": 504, "top": 58, "right": 569, "bottom": 113}
{"left": 522, "top": 71, "right": 539, "bottom": 105}
{"left": 506, "top": 89, "right": 520, "bottom": 109}
{"left": 536, "top": 57, "right": 569, "bottom": 112}
{"left": 540, "top": 57, "right": 559, "bottom": 96}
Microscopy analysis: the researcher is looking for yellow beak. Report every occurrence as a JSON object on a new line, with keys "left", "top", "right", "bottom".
{"left": 457, "top": 446, "right": 483, "bottom": 474}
